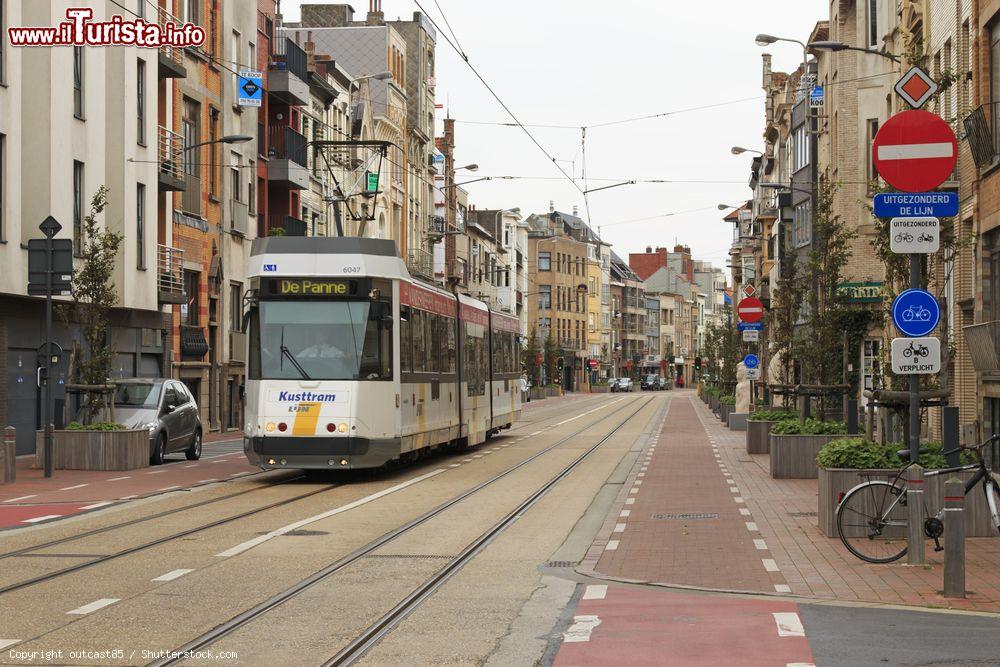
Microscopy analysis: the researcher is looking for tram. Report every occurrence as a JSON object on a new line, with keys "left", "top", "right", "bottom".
{"left": 242, "top": 236, "right": 522, "bottom": 470}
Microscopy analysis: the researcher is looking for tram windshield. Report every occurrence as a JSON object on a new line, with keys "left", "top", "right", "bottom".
{"left": 250, "top": 300, "right": 392, "bottom": 381}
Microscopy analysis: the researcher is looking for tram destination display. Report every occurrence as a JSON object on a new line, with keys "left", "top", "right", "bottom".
{"left": 261, "top": 278, "right": 363, "bottom": 297}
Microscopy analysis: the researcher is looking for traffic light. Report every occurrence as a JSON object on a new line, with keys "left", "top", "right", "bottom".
{"left": 557, "top": 357, "right": 565, "bottom": 371}
{"left": 694, "top": 356, "right": 702, "bottom": 372}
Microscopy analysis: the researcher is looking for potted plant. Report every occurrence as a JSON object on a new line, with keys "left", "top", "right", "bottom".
{"left": 36, "top": 187, "right": 148, "bottom": 471}
{"left": 768, "top": 418, "right": 846, "bottom": 479}
{"left": 816, "top": 438, "right": 994, "bottom": 537}
{"left": 719, "top": 395, "right": 735, "bottom": 423}
{"left": 746, "top": 409, "right": 796, "bottom": 454}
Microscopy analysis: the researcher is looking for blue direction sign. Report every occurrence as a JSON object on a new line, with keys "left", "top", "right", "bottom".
{"left": 873, "top": 192, "right": 958, "bottom": 219}
{"left": 743, "top": 354, "right": 760, "bottom": 369}
{"left": 892, "top": 288, "right": 940, "bottom": 337}
{"left": 737, "top": 322, "right": 763, "bottom": 332}
{"left": 238, "top": 70, "right": 263, "bottom": 107}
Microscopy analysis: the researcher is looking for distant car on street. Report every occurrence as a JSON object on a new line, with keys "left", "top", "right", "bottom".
{"left": 608, "top": 377, "right": 619, "bottom": 392}
{"left": 641, "top": 374, "right": 659, "bottom": 391}
{"left": 114, "top": 378, "right": 203, "bottom": 465}
{"left": 657, "top": 376, "right": 670, "bottom": 390}
{"left": 616, "top": 377, "right": 634, "bottom": 392}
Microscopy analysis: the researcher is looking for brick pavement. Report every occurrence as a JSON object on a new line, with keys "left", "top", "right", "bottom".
{"left": 581, "top": 390, "right": 1000, "bottom": 612}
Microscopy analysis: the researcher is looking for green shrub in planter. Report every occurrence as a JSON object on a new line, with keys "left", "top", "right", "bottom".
{"left": 817, "top": 438, "right": 975, "bottom": 470}
{"left": 66, "top": 421, "right": 125, "bottom": 431}
{"left": 770, "top": 418, "right": 846, "bottom": 436}
{"left": 720, "top": 395, "right": 736, "bottom": 406}
{"left": 749, "top": 409, "right": 796, "bottom": 422}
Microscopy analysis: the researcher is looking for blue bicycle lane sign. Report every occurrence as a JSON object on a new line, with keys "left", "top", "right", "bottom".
{"left": 891, "top": 288, "right": 940, "bottom": 337}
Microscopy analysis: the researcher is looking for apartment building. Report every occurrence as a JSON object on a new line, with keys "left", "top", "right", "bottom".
{"left": 0, "top": 1, "right": 164, "bottom": 453}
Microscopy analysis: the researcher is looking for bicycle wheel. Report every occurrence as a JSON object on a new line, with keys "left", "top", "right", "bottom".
{"left": 986, "top": 478, "right": 1000, "bottom": 535}
{"left": 837, "top": 480, "right": 909, "bottom": 563}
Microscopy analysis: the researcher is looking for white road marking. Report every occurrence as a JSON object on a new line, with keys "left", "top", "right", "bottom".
{"left": 605, "top": 540, "right": 619, "bottom": 551}
{"left": 120, "top": 495, "right": 138, "bottom": 500}
{"left": 613, "top": 523, "right": 626, "bottom": 533}
{"left": 157, "top": 486, "right": 181, "bottom": 492}
{"left": 772, "top": 612, "right": 805, "bottom": 637}
{"left": 739, "top": 508, "right": 751, "bottom": 516}
{"left": 182, "top": 464, "right": 198, "bottom": 468}
{"left": 774, "top": 584, "right": 792, "bottom": 593}
{"left": 196, "top": 479, "right": 218, "bottom": 484}
{"left": 0, "top": 640, "right": 20, "bottom": 650}
{"left": 582, "top": 585, "right": 608, "bottom": 600}
{"left": 22, "top": 515, "right": 61, "bottom": 524}
{"left": 3, "top": 495, "right": 37, "bottom": 503}
{"left": 730, "top": 487, "right": 740, "bottom": 493}
{"left": 147, "top": 470, "right": 167, "bottom": 475}
{"left": 629, "top": 488, "right": 638, "bottom": 494}
{"left": 58, "top": 484, "right": 88, "bottom": 491}
{"left": 563, "top": 614, "right": 602, "bottom": 643}
{"left": 877, "top": 142, "right": 954, "bottom": 161}
{"left": 67, "top": 598, "right": 120, "bottom": 615}
{"left": 625, "top": 497, "right": 635, "bottom": 505}
{"left": 620, "top": 510, "right": 631, "bottom": 518}
{"left": 735, "top": 497, "right": 745, "bottom": 503}
{"left": 634, "top": 480, "right": 642, "bottom": 486}
{"left": 80, "top": 501, "right": 113, "bottom": 510}
{"left": 462, "top": 459, "right": 473, "bottom": 463}
{"left": 637, "top": 473, "right": 645, "bottom": 478}
{"left": 216, "top": 469, "right": 446, "bottom": 558}
{"left": 754, "top": 539, "right": 768, "bottom": 550}
{"left": 746, "top": 522, "right": 758, "bottom": 531}
{"left": 152, "top": 569, "right": 194, "bottom": 582}
{"left": 725, "top": 478, "right": 734, "bottom": 484}
{"left": 529, "top": 431, "right": 543, "bottom": 436}
{"left": 448, "top": 464, "right": 461, "bottom": 468}
{"left": 762, "top": 558, "right": 780, "bottom": 572}
{"left": 107, "top": 476, "right": 131, "bottom": 481}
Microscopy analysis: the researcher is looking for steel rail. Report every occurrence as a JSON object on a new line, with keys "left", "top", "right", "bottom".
{"left": 148, "top": 395, "right": 655, "bottom": 667}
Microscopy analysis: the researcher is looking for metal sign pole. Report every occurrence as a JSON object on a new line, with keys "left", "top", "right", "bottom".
{"left": 43, "top": 229, "right": 54, "bottom": 478}
{"left": 909, "top": 253, "right": 920, "bottom": 463}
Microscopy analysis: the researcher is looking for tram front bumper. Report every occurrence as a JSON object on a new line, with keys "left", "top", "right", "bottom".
{"left": 245, "top": 435, "right": 401, "bottom": 470}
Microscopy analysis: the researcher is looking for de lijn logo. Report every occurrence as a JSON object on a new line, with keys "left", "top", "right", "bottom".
{"left": 891, "top": 288, "right": 940, "bottom": 338}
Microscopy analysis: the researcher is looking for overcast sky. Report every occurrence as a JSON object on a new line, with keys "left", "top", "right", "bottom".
{"left": 284, "top": 0, "right": 827, "bottom": 270}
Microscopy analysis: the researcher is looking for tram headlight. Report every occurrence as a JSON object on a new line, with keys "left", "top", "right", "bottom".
{"left": 338, "top": 423, "right": 348, "bottom": 433}
{"left": 265, "top": 422, "right": 276, "bottom": 433}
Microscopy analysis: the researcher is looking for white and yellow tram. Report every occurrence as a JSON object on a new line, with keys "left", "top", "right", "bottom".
{"left": 243, "top": 236, "right": 522, "bottom": 470}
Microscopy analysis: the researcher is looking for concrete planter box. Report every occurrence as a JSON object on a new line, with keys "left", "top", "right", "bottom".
{"left": 589, "top": 385, "right": 612, "bottom": 394}
{"left": 709, "top": 395, "right": 719, "bottom": 411}
{"left": 818, "top": 467, "right": 997, "bottom": 538}
{"left": 746, "top": 420, "right": 777, "bottom": 454}
{"left": 545, "top": 387, "right": 563, "bottom": 398}
{"left": 2, "top": 438, "right": 14, "bottom": 484}
{"left": 769, "top": 433, "right": 843, "bottom": 479}
{"left": 720, "top": 403, "right": 732, "bottom": 423}
{"left": 528, "top": 387, "right": 546, "bottom": 401}
{"left": 35, "top": 430, "right": 150, "bottom": 471}
{"left": 728, "top": 412, "right": 748, "bottom": 431}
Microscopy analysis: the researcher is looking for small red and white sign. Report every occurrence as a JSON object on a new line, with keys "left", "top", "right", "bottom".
{"left": 742, "top": 284, "right": 756, "bottom": 298}
{"left": 872, "top": 110, "right": 957, "bottom": 192}
{"left": 894, "top": 66, "right": 939, "bottom": 110}
{"left": 737, "top": 297, "right": 764, "bottom": 324}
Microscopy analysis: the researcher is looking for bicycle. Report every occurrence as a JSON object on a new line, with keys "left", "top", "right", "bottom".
{"left": 836, "top": 435, "right": 1000, "bottom": 563}
{"left": 895, "top": 232, "right": 914, "bottom": 243}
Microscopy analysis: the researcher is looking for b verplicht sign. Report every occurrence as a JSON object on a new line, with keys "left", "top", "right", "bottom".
{"left": 737, "top": 297, "right": 764, "bottom": 324}
{"left": 891, "top": 336, "right": 941, "bottom": 375}
{"left": 872, "top": 110, "right": 957, "bottom": 192}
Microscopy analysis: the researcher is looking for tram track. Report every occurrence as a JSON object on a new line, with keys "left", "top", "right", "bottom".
{"left": 148, "top": 394, "right": 656, "bottom": 667}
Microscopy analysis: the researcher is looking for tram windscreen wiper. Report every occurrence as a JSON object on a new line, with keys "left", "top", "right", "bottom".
{"left": 278, "top": 327, "right": 311, "bottom": 380}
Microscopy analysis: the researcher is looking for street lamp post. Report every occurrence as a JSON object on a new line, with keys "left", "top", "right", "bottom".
{"left": 808, "top": 40, "right": 900, "bottom": 63}
{"left": 755, "top": 33, "right": 811, "bottom": 98}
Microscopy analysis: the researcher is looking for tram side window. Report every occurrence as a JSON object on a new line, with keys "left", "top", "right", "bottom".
{"left": 400, "top": 306, "right": 412, "bottom": 373}
{"left": 411, "top": 309, "right": 426, "bottom": 372}
{"left": 426, "top": 311, "right": 440, "bottom": 374}
{"left": 465, "top": 321, "right": 486, "bottom": 396}
{"left": 359, "top": 299, "right": 393, "bottom": 380}
{"left": 443, "top": 317, "right": 457, "bottom": 374}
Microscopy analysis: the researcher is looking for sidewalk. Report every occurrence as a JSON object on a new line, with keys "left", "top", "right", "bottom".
{"left": 0, "top": 438, "right": 256, "bottom": 530}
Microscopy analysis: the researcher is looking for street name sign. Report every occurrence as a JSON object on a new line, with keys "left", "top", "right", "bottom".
{"left": 894, "top": 66, "right": 939, "bottom": 110}
{"left": 872, "top": 110, "right": 957, "bottom": 192}
{"left": 891, "top": 336, "right": 941, "bottom": 375}
{"left": 873, "top": 192, "right": 958, "bottom": 219}
{"left": 737, "top": 297, "right": 764, "bottom": 324}
{"left": 737, "top": 321, "right": 763, "bottom": 332}
{"left": 890, "top": 217, "right": 940, "bottom": 254}
{"left": 743, "top": 354, "right": 760, "bottom": 369}
{"left": 892, "top": 288, "right": 940, "bottom": 337}
{"left": 745, "top": 367, "right": 761, "bottom": 381}
{"left": 742, "top": 330, "right": 760, "bottom": 342}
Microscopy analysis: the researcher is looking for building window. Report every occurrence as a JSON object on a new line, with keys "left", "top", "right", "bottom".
{"left": 184, "top": 0, "right": 200, "bottom": 26}
{"left": 184, "top": 270, "right": 200, "bottom": 326}
{"left": 793, "top": 124, "right": 809, "bottom": 170}
{"left": 865, "top": 118, "right": 879, "bottom": 184}
{"left": 73, "top": 46, "right": 84, "bottom": 119}
{"left": 182, "top": 97, "right": 200, "bottom": 176}
{"left": 868, "top": 0, "right": 878, "bottom": 48}
{"left": 539, "top": 285, "right": 551, "bottom": 309}
{"left": 230, "top": 151, "right": 241, "bottom": 202}
{"left": 793, "top": 200, "right": 812, "bottom": 249}
{"left": 538, "top": 250, "right": 551, "bottom": 271}
{"left": 230, "top": 281, "right": 243, "bottom": 332}
{"left": 248, "top": 161, "right": 256, "bottom": 215}
{"left": 73, "top": 161, "right": 84, "bottom": 253}
{"left": 136, "top": 183, "right": 146, "bottom": 269}
{"left": 209, "top": 107, "right": 220, "bottom": 196}
{"left": 136, "top": 0, "right": 144, "bottom": 18}
{"left": 137, "top": 59, "right": 146, "bottom": 145}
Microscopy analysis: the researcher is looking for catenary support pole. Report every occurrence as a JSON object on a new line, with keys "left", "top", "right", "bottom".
{"left": 909, "top": 253, "right": 921, "bottom": 464}
{"left": 43, "top": 232, "right": 54, "bottom": 478}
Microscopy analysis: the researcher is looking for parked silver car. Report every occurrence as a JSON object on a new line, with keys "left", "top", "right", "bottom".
{"left": 114, "top": 378, "right": 203, "bottom": 465}
{"left": 616, "top": 377, "right": 634, "bottom": 392}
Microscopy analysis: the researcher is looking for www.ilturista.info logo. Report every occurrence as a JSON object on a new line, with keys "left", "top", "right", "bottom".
{"left": 8, "top": 8, "right": 205, "bottom": 48}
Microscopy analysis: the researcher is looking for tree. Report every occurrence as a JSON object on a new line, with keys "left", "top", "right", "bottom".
{"left": 543, "top": 332, "right": 558, "bottom": 385}
{"left": 767, "top": 243, "right": 805, "bottom": 394}
{"left": 524, "top": 330, "right": 541, "bottom": 385}
{"left": 60, "top": 186, "right": 123, "bottom": 424}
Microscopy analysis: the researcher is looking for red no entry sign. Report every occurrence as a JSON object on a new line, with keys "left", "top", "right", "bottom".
{"left": 737, "top": 297, "right": 764, "bottom": 324}
{"left": 872, "top": 110, "right": 957, "bottom": 192}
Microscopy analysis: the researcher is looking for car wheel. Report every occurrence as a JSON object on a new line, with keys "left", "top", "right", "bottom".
{"left": 151, "top": 433, "right": 167, "bottom": 466}
{"left": 186, "top": 429, "right": 202, "bottom": 460}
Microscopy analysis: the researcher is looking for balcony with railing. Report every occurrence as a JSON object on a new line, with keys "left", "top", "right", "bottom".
{"left": 268, "top": 37, "right": 309, "bottom": 106}
{"left": 158, "top": 126, "right": 185, "bottom": 192}
{"left": 157, "top": 244, "right": 186, "bottom": 304}
{"left": 407, "top": 247, "right": 434, "bottom": 281}
{"left": 156, "top": 7, "right": 187, "bottom": 78}
{"left": 267, "top": 125, "right": 309, "bottom": 189}
{"left": 964, "top": 103, "right": 1000, "bottom": 171}
{"left": 267, "top": 214, "right": 308, "bottom": 237}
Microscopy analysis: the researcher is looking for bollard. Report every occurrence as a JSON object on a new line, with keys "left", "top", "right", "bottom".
{"left": 942, "top": 407, "right": 960, "bottom": 468}
{"left": 3, "top": 426, "right": 15, "bottom": 484}
{"left": 846, "top": 399, "right": 859, "bottom": 435}
{"left": 906, "top": 464, "right": 925, "bottom": 565}
{"left": 943, "top": 477, "right": 966, "bottom": 598}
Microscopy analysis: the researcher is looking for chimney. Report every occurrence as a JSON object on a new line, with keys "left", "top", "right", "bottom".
{"left": 367, "top": 0, "right": 384, "bottom": 25}
{"left": 549, "top": 200, "right": 555, "bottom": 214}
{"left": 646, "top": 246, "right": 652, "bottom": 253}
